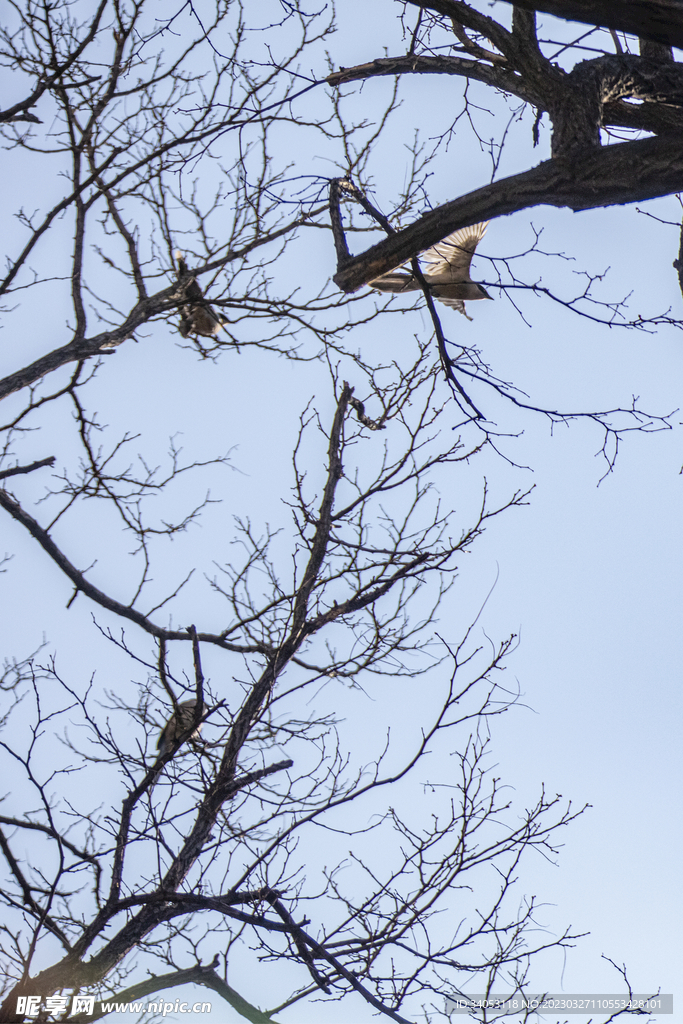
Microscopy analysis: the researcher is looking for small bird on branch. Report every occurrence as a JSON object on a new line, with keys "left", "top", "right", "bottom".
{"left": 174, "top": 251, "right": 226, "bottom": 338}
{"left": 156, "top": 698, "right": 203, "bottom": 760}
{"left": 369, "top": 222, "right": 492, "bottom": 320}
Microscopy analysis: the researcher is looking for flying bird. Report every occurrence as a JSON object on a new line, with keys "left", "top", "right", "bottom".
{"left": 369, "top": 222, "right": 492, "bottom": 320}
{"left": 156, "top": 698, "right": 203, "bottom": 759}
{"left": 174, "top": 251, "right": 226, "bottom": 338}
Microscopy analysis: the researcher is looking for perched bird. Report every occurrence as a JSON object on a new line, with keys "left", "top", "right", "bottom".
{"left": 156, "top": 699, "right": 203, "bottom": 759}
{"left": 174, "top": 251, "right": 226, "bottom": 338}
{"left": 369, "top": 222, "right": 492, "bottom": 320}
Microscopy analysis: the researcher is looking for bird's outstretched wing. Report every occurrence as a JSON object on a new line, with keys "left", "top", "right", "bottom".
{"left": 369, "top": 222, "right": 492, "bottom": 319}
{"left": 421, "top": 222, "right": 488, "bottom": 278}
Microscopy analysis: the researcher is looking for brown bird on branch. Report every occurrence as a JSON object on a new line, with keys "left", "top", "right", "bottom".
{"left": 156, "top": 698, "right": 203, "bottom": 760}
{"left": 174, "top": 251, "right": 226, "bottom": 338}
{"left": 369, "top": 222, "right": 492, "bottom": 320}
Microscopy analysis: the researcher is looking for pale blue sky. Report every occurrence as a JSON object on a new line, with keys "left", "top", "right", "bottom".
{"left": 0, "top": 2, "right": 681, "bottom": 1022}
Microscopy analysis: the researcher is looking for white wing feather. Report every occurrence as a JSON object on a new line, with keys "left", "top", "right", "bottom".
{"left": 421, "top": 222, "right": 488, "bottom": 278}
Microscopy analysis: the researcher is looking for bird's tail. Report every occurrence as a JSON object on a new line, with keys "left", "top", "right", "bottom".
{"left": 368, "top": 272, "right": 420, "bottom": 294}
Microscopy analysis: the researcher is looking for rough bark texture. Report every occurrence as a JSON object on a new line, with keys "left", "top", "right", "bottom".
{"left": 334, "top": 135, "right": 683, "bottom": 293}
{"left": 328, "top": 3, "right": 683, "bottom": 290}
{"left": 497, "top": 0, "right": 683, "bottom": 50}
{"left": 640, "top": 36, "right": 674, "bottom": 59}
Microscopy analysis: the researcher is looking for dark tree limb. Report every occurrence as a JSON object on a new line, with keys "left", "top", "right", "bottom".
{"left": 0, "top": 816, "right": 98, "bottom": 868}
{"left": 334, "top": 133, "right": 683, "bottom": 293}
{"left": 0, "top": 206, "right": 321, "bottom": 403}
{"left": 328, "top": 53, "right": 683, "bottom": 137}
{"left": 70, "top": 958, "right": 282, "bottom": 1024}
{"left": 328, "top": 179, "right": 354, "bottom": 268}
{"left": 407, "top": 0, "right": 516, "bottom": 57}
{"left": 0, "top": 0, "right": 107, "bottom": 126}
{"left": 0, "top": 457, "right": 55, "bottom": 480}
{"left": 263, "top": 891, "right": 331, "bottom": 994}
{"left": 0, "top": 487, "right": 267, "bottom": 653}
{"left": 327, "top": 55, "right": 539, "bottom": 104}
{"left": 0, "top": 827, "right": 71, "bottom": 950}
{"left": 640, "top": 36, "right": 674, "bottom": 59}
{"left": 494, "top": 0, "right": 683, "bottom": 51}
